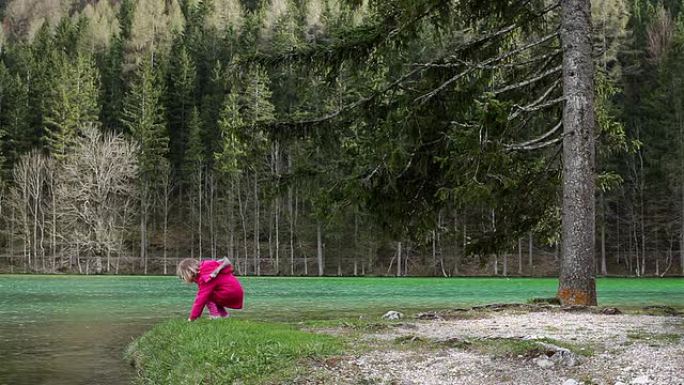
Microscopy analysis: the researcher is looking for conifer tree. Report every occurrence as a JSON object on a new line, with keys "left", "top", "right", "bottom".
{"left": 121, "top": 56, "right": 169, "bottom": 273}
{"left": 27, "top": 23, "right": 57, "bottom": 148}
{"left": 242, "top": 64, "right": 275, "bottom": 275}
{"left": 199, "top": 61, "right": 226, "bottom": 165}
{"left": 80, "top": 0, "right": 120, "bottom": 51}
{"left": 127, "top": 0, "right": 185, "bottom": 66}
{"left": 45, "top": 52, "right": 101, "bottom": 158}
{"left": 0, "top": 63, "right": 29, "bottom": 174}
{"left": 167, "top": 42, "right": 197, "bottom": 173}
{"left": 184, "top": 107, "right": 204, "bottom": 257}
{"left": 215, "top": 92, "right": 246, "bottom": 175}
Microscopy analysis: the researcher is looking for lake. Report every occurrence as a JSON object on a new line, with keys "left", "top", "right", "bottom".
{"left": 0, "top": 276, "right": 682, "bottom": 385}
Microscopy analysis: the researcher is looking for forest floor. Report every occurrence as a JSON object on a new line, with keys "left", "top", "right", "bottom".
{"left": 295, "top": 305, "right": 684, "bottom": 385}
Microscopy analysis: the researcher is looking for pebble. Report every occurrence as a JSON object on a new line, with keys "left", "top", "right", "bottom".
{"left": 382, "top": 311, "right": 404, "bottom": 320}
{"left": 534, "top": 357, "right": 555, "bottom": 369}
{"left": 631, "top": 375, "right": 650, "bottom": 385}
{"left": 562, "top": 379, "right": 579, "bottom": 385}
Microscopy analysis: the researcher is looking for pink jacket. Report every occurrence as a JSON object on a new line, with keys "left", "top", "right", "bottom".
{"left": 189, "top": 260, "right": 244, "bottom": 320}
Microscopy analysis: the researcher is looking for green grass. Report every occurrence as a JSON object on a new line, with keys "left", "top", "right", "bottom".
{"left": 126, "top": 319, "right": 343, "bottom": 385}
{"left": 527, "top": 297, "right": 561, "bottom": 305}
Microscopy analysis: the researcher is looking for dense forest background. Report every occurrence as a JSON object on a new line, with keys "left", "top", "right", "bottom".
{"left": 0, "top": 0, "right": 682, "bottom": 277}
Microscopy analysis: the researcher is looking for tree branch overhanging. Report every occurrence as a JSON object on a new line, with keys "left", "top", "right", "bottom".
{"left": 505, "top": 119, "right": 563, "bottom": 151}
{"left": 415, "top": 30, "right": 560, "bottom": 104}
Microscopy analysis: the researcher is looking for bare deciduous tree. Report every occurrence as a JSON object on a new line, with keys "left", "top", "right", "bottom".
{"left": 9, "top": 151, "right": 48, "bottom": 271}
{"left": 56, "top": 124, "right": 138, "bottom": 273}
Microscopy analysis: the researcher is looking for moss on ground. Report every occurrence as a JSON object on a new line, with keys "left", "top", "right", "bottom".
{"left": 469, "top": 337, "right": 595, "bottom": 357}
{"left": 126, "top": 319, "right": 343, "bottom": 385}
{"left": 392, "top": 335, "right": 595, "bottom": 358}
{"left": 626, "top": 330, "right": 682, "bottom": 344}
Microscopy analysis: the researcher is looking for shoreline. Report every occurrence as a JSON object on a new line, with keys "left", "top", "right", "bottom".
{"left": 128, "top": 304, "right": 684, "bottom": 385}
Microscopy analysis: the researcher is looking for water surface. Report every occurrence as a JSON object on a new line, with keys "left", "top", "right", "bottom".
{"left": 0, "top": 276, "right": 682, "bottom": 385}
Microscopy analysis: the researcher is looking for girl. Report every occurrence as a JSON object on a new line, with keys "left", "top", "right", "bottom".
{"left": 177, "top": 257, "right": 244, "bottom": 321}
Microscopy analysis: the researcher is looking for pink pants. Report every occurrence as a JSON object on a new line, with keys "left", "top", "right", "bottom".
{"left": 206, "top": 301, "right": 229, "bottom": 318}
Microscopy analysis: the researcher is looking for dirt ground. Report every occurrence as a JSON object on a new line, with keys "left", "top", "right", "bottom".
{"left": 299, "top": 306, "right": 684, "bottom": 385}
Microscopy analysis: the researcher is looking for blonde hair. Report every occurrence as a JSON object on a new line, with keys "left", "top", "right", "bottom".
{"left": 177, "top": 258, "right": 199, "bottom": 283}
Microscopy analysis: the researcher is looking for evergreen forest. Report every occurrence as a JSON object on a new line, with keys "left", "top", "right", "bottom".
{"left": 0, "top": 0, "right": 682, "bottom": 279}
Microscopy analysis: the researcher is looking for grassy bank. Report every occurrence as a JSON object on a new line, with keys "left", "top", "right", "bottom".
{"left": 126, "top": 319, "right": 343, "bottom": 385}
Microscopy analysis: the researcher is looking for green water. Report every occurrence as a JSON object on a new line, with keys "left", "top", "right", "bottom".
{"left": 0, "top": 276, "right": 682, "bottom": 385}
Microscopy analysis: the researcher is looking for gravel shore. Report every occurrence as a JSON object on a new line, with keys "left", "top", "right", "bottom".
{"left": 306, "top": 308, "right": 684, "bottom": 385}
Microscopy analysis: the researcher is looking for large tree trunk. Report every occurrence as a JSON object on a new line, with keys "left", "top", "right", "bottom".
{"left": 558, "top": 0, "right": 597, "bottom": 306}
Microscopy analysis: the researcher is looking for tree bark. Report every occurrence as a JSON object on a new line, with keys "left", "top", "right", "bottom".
{"left": 452, "top": 213, "right": 460, "bottom": 275}
{"left": 288, "top": 153, "right": 295, "bottom": 276}
{"left": 210, "top": 172, "right": 216, "bottom": 259}
{"left": 51, "top": 178, "right": 57, "bottom": 272}
{"left": 518, "top": 238, "right": 523, "bottom": 275}
{"left": 140, "top": 191, "right": 147, "bottom": 275}
{"left": 316, "top": 220, "right": 324, "bottom": 276}
{"left": 503, "top": 250, "right": 508, "bottom": 277}
{"left": 254, "top": 171, "right": 260, "bottom": 275}
{"left": 528, "top": 233, "right": 533, "bottom": 272}
{"left": 681, "top": 110, "right": 684, "bottom": 275}
{"left": 228, "top": 179, "right": 236, "bottom": 272}
{"left": 600, "top": 192, "right": 607, "bottom": 276}
{"left": 558, "top": 0, "right": 597, "bottom": 305}
{"left": 237, "top": 177, "right": 249, "bottom": 274}
{"left": 616, "top": 202, "right": 621, "bottom": 265}
{"left": 198, "top": 166, "right": 203, "bottom": 259}
{"left": 163, "top": 179, "right": 169, "bottom": 275}
{"left": 354, "top": 211, "right": 359, "bottom": 276}
{"left": 437, "top": 210, "right": 448, "bottom": 277}
{"left": 274, "top": 140, "right": 280, "bottom": 275}
{"left": 397, "top": 241, "right": 402, "bottom": 277}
